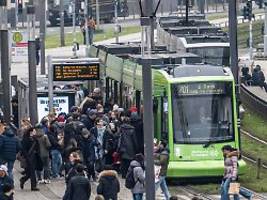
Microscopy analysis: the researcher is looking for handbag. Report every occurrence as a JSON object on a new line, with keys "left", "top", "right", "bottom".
{"left": 228, "top": 182, "right": 240, "bottom": 195}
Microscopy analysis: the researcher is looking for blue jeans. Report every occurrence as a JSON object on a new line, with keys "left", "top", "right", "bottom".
{"left": 132, "top": 193, "right": 143, "bottom": 200}
{"left": 155, "top": 176, "right": 171, "bottom": 200}
{"left": 221, "top": 178, "right": 253, "bottom": 200}
{"left": 7, "top": 161, "right": 15, "bottom": 180}
{"left": 51, "top": 150, "right": 62, "bottom": 178}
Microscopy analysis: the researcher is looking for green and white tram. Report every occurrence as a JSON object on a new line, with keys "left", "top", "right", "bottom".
{"left": 90, "top": 44, "right": 246, "bottom": 178}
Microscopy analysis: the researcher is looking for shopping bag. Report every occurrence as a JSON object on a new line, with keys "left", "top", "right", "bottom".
{"left": 228, "top": 182, "right": 240, "bottom": 195}
{"left": 154, "top": 165, "right": 161, "bottom": 183}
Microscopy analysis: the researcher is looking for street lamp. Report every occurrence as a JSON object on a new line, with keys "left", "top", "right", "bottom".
{"left": 27, "top": 5, "right": 38, "bottom": 125}
{"left": 0, "top": 0, "right": 11, "bottom": 124}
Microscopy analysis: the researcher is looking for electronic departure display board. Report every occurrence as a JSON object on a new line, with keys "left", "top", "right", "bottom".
{"left": 53, "top": 63, "right": 100, "bottom": 81}
{"left": 173, "top": 82, "right": 230, "bottom": 96}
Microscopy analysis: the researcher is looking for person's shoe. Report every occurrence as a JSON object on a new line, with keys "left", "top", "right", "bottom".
{"left": 38, "top": 179, "right": 45, "bottom": 184}
{"left": 31, "top": 188, "right": 40, "bottom": 191}
{"left": 44, "top": 179, "right": 51, "bottom": 184}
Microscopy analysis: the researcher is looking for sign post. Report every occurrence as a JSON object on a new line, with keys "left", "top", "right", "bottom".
{"left": 11, "top": 30, "right": 28, "bottom": 62}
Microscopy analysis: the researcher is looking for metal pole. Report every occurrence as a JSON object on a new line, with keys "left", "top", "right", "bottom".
{"left": 72, "top": 1, "right": 77, "bottom": 57}
{"left": 249, "top": 19, "right": 253, "bottom": 61}
{"left": 186, "top": 0, "right": 189, "bottom": 25}
{"left": 141, "top": 0, "right": 155, "bottom": 199}
{"left": 229, "top": 0, "right": 239, "bottom": 84}
{"left": 96, "top": 0, "right": 100, "bottom": 29}
{"left": 264, "top": 2, "right": 267, "bottom": 56}
{"left": 229, "top": 0, "right": 241, "bottom": 151}
{"left": 10, "top": 0, "right": 16, "bottom": 29}
{"left": 39, "top": 0, "right": 46, "bottom": 75}
{"left": 47, "top": 55, "right": 53, "bottom": 112}
{"left": 60, "top": 0, "right": 65, "bottom": 46}
{"left": 114, "top": 0, "right": 119, "bottom": 43}
{"left": 200, "top": 0, "right": 205, "bottom": 14}
{"left": 27, "top": 5, "right": 38, "bottom": 125}
{"left": 0, "top": 1, "right": 11, "bottom": 124}
{"left": 84, "top": 0, "right": 89, "bottom": 56}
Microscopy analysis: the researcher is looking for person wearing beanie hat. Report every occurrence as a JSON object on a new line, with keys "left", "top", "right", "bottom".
{"left": 0, "top": 165, "right": 14, "bottom": 198}
{"left": 80, "top": 109, "right": 97, "bottom": 131}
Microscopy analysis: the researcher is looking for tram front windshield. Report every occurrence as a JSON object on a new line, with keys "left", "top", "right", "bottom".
{"left": 172, "top": 82, "right": 234, "bottom": 144}
{"left": 187, "top": 46, "right": 230, "bottom": 66}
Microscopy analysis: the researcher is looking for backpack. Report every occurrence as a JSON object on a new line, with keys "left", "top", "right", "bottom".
{"left": 125, "top": 166, "right": 137, "bottom": 189}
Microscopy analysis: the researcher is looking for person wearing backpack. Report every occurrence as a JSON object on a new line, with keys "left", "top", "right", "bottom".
{"left": 126, "top": 154, "right": 145, "bottom": 200}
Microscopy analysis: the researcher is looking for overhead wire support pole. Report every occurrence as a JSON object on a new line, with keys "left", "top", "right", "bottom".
{"left": 39, "top": 0, "right": 46, "bottom": 75}
{"left": 249, "top": 18, "right": 253, "bottom": 61}
{"left": 264, "top": 0, "right": 267, "bottom": 56}
{"left": 60, "top": 0, "right": 65, "bottom": 47}
{"left": 114, "top": 0, "right": 119, "bottom": 43}
{"left": 96, "top": 0, "right": 100, "bottom": 29}
{"left": 229, "top": 0, "right": 239, "bottom": 85}
{"left": 72, "top": 1, "right": 77, "bottom": 58}
{"left": 139, "top": 0, "right": 157, "bottom": 198}
{"left": 0, "top": 0, "right": 11, "bottom": 124}
{"left": 27, "top": 5, "right": 38, "bottom": 125}
{"left": 84, "top": 0, "right": 90, "bottom": 56}
{"left": 229, "top": 0, "right": 241, "bottom": 149}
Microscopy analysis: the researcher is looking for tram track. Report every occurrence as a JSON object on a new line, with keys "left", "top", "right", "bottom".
{"left": 242, "top": 153, "right": 267, "bottom": 170}
{"left": 240, "top": 129, "right": 267, "bottom": 146}
{"left": 178, "top": 186, "right": 215, "bottom": 200}
{"left": 241, "top": 187, "right": 267, "bottom": 200}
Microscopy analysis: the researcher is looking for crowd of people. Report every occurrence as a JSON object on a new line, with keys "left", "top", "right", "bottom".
{"left": 0, "top": 86, "right": 256, "bottom": 200}
{"left": 0, "top": 87, "right": 173, "bottom": 200}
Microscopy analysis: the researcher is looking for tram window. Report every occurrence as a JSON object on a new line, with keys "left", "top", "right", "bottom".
{"left": 171, "top": 82, "right": 234, "bottom": 144}
{"left": 161, "top": 97, "right": 168, "bottom": 141}
{"left": 188, "top": 47, "right": 230, "bottom": 66}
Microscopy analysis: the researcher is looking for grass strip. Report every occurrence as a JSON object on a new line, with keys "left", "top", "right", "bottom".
{"left": 241, "top": 134, "right": 267, "bottom": 163}
{"left": 45, "top": 26, "right": 141, "bottom": 49}
{"left": 223, "top": 20, "right": 264, "bottom": 48}
{"left": 241, "top": 108, "right": 267, "bottom": 141}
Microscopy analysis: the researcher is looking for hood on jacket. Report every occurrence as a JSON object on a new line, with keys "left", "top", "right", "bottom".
{"left": 3, "top": 128, "right": 15, "bottom": 137}
{"left": 130, "top": 112, "right": 141, "bottom": 122}
{"left": 130, "top": 160, "right": 142, "bottom": 168}
{"left": 120, "top": 123, "right": 134, "bottom": 130}
{"left": 99, "top": 170, "right": 118, "bottom": 179}
{"left": 35, "top": 128, "right": 45, "bottom": 137}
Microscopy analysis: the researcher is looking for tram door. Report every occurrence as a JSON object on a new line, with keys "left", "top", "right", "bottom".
{"left": 161, "top": 96, "right": 169, "bottom": 141}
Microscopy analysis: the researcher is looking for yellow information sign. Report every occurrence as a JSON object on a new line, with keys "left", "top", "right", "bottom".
{"left": 13, "top": 32, "right": 23, "bottom": 43}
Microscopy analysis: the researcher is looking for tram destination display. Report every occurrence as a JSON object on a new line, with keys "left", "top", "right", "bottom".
{"left": 173, "top": 82, "right": 230, "bottom": 96}
{"left": 53, "top": 63, "right": 100, "bottom": 81}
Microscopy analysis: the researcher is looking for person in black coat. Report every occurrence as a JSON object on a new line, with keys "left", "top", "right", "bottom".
{"left": 97, "top": 165, "right": 120, "bottom": 200}
{"left": 0, "top": 127, "right": 21, "bottom": 180}
{"left": 79, "top": 128, "right": 97, "bottom": 181}
{"left": 130, "top": 112, "right": 144, "bottom": 154}
{"left": 118, "top": 117, "right": 138, "bottom": 178}
{"left": 80, "top": 109, "right": 97, "bottom": 131}
{"left": 65, "top": 152, "right": 82, "bottom": 185}
{"left": 63, "top": 164, "right": 91, "bottom": 200}
{"left": 20, "top": 128, "right": 39, "bottom": 191}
